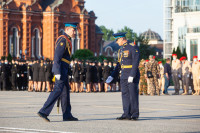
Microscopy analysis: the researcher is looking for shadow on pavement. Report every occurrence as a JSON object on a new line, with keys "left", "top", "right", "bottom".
{"left": 139, "top": 115, "right": 200, "bottom": 121}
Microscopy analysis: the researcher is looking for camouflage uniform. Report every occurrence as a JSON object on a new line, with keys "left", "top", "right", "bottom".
{"left": 139, "top": 60, "right": 147, "bottom": 95}
{"left": 145, "top": 60, "right": 160, "bottom": 95}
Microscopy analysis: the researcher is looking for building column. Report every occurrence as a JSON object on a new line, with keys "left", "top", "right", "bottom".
{"left": 39, "top": 36, "right": 41, "bottom": 57}
{"left": 17, "top": 35, "right": 20, "bottom": 58}
{"left": 77, "top": 38, "right": 80, "bottom": 50}
{"left": 186, "top": 38, "right": 190, "bottom": 61}
{"left": 31, "top": 37, "right": 35, "bottom": 57}
{"left": 72, "top": 38, "right": 75, "bottom": 54}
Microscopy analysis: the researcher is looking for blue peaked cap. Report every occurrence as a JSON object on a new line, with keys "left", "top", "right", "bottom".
{"left": 113, "top": 32, "right": 127, "bottom": 39}
{"left": 64, "top": 22, "right": 79, "bottom": 29}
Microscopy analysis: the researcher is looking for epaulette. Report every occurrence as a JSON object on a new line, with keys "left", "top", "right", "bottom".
{"left": 129, "top": 43, "right": 135, "bottom": 46}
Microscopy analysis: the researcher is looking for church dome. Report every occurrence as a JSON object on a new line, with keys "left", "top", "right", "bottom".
{"left": 141, "top": 29, "right": 162, "bottom": 41}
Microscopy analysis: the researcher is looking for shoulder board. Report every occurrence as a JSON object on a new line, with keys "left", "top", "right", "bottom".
{"left": 129, "top": 43, "right": 135, "bottom": 46}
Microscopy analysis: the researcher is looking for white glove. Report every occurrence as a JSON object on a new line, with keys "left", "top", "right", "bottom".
{"left": 17, "top": 74, "right": 19, "bottom": 77}
{"left": 106, "top": 76, "right": 113, "bottom": 83}
{"left": 55, "top": 74, "right": 61, "bottom": 80}
{"left": 29, "top": 76, "right": 31, "bottom": 80}
{"left": 178, "top": 74, "right": 181, "bottom": 78}
{"left": 128, "top": 76, "right": 134, "bottom": 83}
{"left": 191, "top": 75, "right": 193, "bottom": 79}
{"left": 187, "top": 74, "right": 190, "bottom": 78}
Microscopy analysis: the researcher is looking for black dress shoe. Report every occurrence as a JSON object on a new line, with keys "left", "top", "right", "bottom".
{"left": 131, "top": 117, "right": 139, "bottom": 121}
{"left": 37, "top": 112, "right": 50, "bottom": 122}
{"left": 63, "top": 116, "right": 78, "bottom": 121}
{"left": 116, "top": 116, "right": 131, "bottom": 120}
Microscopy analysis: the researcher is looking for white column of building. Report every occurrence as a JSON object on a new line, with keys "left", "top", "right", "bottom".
{"left": 186, "top": 37, "right": 190, "bottom": 61}
{"left": 31, "top": 37, "right": 35, "bottom": 57}
{"left": 9, "top": 35, "right": 12, "bottom": 54}
{"left": 77, "top": 38, "right": 80, "bottom": 50}
{"left": 17, "top": 36, "right": 20, "bottom": 58}
{"left": 71, "top": 38, "right": 75, "bottom": 54}
{"left": 39, "top": 36, "right": 41, "bottom": 58}
{"left": 198, "top": 39, "right": 200, "bottom": 59}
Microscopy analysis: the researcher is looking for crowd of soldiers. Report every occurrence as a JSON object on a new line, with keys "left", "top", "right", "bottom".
{"left": 0, "top": 58, "right": 121, "bottom": 93}
{"left": 139, "top": 54, "right": 200, "bottom": 96}
{"left": 1, "top": 54, "right": 200, "bottom": 96}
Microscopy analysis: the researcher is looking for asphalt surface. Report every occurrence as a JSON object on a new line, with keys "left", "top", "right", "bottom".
{"left": 0, "top": 87, "right": 200, "bottom": 133}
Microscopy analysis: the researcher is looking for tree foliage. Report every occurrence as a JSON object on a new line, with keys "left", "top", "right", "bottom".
{"left": 117, "top": 26, "right": 136, "bottom": 42}
{"left": 99, "top": 25, "right": 115, "bottom": 41}
{"left": 139, "top": 44, "right": 156, "bottom": 60}
{"left": 172, "top": 46, "right": 187, "bottom": 59}
{"left": 73, "top": 49, "right": 94, "bottom": 60}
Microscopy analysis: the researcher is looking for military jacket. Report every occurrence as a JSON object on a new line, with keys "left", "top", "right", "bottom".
{"left": 112, "top": 41, "right": 140, "bottom": 82}
{"left": 52, "top": 32, "right": 72, "bottom": 75}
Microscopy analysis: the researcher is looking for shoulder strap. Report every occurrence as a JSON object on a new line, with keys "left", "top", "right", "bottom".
{"left": 55, "top": 35, "right": 72, "bottom": 55}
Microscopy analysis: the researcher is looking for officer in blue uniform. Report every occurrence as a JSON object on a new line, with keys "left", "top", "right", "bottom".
{"left": 106, "top": 32, "right": 140, "bottom": 120}
{"left": 37, "top": 22, "right": 78, "bottom": 122}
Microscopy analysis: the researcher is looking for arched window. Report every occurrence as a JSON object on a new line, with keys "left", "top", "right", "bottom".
{"left": 9, "top": 27, "right": 19, "bottom": 57}
{"left": 32, "top": 28, "right": 41, "bottom": 59}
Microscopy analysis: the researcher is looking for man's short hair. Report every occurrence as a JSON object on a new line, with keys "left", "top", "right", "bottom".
{"left": 166, "top": 58, "right": 171, "bottom": 62}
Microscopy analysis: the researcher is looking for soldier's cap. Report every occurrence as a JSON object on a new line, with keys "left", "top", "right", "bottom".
{"left": 172, "top": 54, "right": 177, "bottom": 56}
{"left": 113, "top": 32, "right": 127, "bottom": 41}
{"left": 145, "top": 60, "right": 149, "bottom": 62}
{"left": 158, "top": 61, "right": 162, "bottom": 64}
{"left": 46, "top": 58, "right": 50, "bottom": 62}
{"left": 193, "top": 56, "right": 198, "bottom": 59}
{"left": 149, "top": 55, "right": 153, "bottom": 58}
{"left": 103, "top": 59, "right": 108, "bottom": 63}
{"left": 153, "top": 56, "right": 156, "bottom": 59}
{"left": 64, "top": 22, "right": 78, "bottom": 29}
{"left": 180, "top": 56, "right": 186, "bottom": 61}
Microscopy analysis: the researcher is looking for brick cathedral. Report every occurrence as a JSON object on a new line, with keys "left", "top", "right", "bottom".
{"left": 0, "top": 0, "right": 104, "bottom": 60}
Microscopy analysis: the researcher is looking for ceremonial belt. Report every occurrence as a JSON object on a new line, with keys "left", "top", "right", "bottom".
{"left": 61, "top": 58, "right": 71, "bottom": 64}
{"left": 121, "top": 65, "right": 132, "bottom": 69}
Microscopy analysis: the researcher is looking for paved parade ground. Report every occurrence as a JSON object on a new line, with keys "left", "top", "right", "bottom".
{"left": 0, "top": 87, "right": 200, "bottom": 133}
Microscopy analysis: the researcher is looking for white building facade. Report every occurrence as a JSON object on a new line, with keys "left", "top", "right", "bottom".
{"left": 164, "top": 0, "right": 200, "bottom": 60}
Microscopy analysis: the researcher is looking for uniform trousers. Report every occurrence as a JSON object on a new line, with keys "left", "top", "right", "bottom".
{"left": 182, "top": 73, "right": 190, "bottom": 93}
{"left": 39, "top": 62, "right": 72, "bottom": 120}
{"left": 148, "top": 75, "right": 159, "bottom": 95}
{"left": 172, "top": 72, "right": 180, "bottom": 93}
{"left": 193, "top": 75, "right": 200, "bottom": 91}
{"left": 158, "top": 76, "right": 165, "bottom": 93}
{"left": 120, "top": 79, "right": 139, "bottom": 118}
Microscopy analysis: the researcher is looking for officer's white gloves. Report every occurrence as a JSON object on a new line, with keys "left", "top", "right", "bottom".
{"left": 187, "top": 74, "right": 190, "bottom": 78}
{"left": 128, "top": 76, "right": 134, "bottom": 83}
{"left": 178, "top": 74, "right": 181, "bottom": 78}
{"left": 55, "top": 74, "right": 61, "bottom": 80}
{"left": 106, "top": 76, "right": 113, "bottom": 83}
{"left": 191, "top": 75, "right": 193, "bottom": 79}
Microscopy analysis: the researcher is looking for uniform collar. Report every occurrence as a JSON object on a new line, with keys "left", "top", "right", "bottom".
{"left": 63, "top": 32, "right": 71, "bottom": 40}
{"left": 123, "top": 42, "right": 128, "bottom": 46}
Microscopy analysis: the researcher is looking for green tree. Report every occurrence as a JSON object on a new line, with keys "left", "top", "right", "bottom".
{"left": 7, "top": 53, "right": 12, "bottom": 62}
{"left": 182, "top": 48, "right": 187, "bottom": 59}
{"left": 139, "top": 44, "right": 156, "bottom": 60}
{"left": 176, "top": 46, "right": 182, "bottom": 59}
{"left": 1, "top": 56, "right": 5, "bottom": 60}
{"left": 73, "top": 49, "right": 94, "bottom": 60}
{"left": 99, "top": 26, "right": 115, "bottom": 41}
{"left": 117, "top": 26, "right": 136, "bottom": 42}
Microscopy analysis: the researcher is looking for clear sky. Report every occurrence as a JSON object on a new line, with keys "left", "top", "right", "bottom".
{"left": 85, "top": 0, "right": 163, "bottom": 38}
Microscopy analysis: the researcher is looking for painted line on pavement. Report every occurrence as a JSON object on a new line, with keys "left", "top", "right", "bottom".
{"left": 0, "top": 127, "right": 73, "bottom": 133}
{"left": 0, "top": 102, "right": 29, "bottom": 105}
